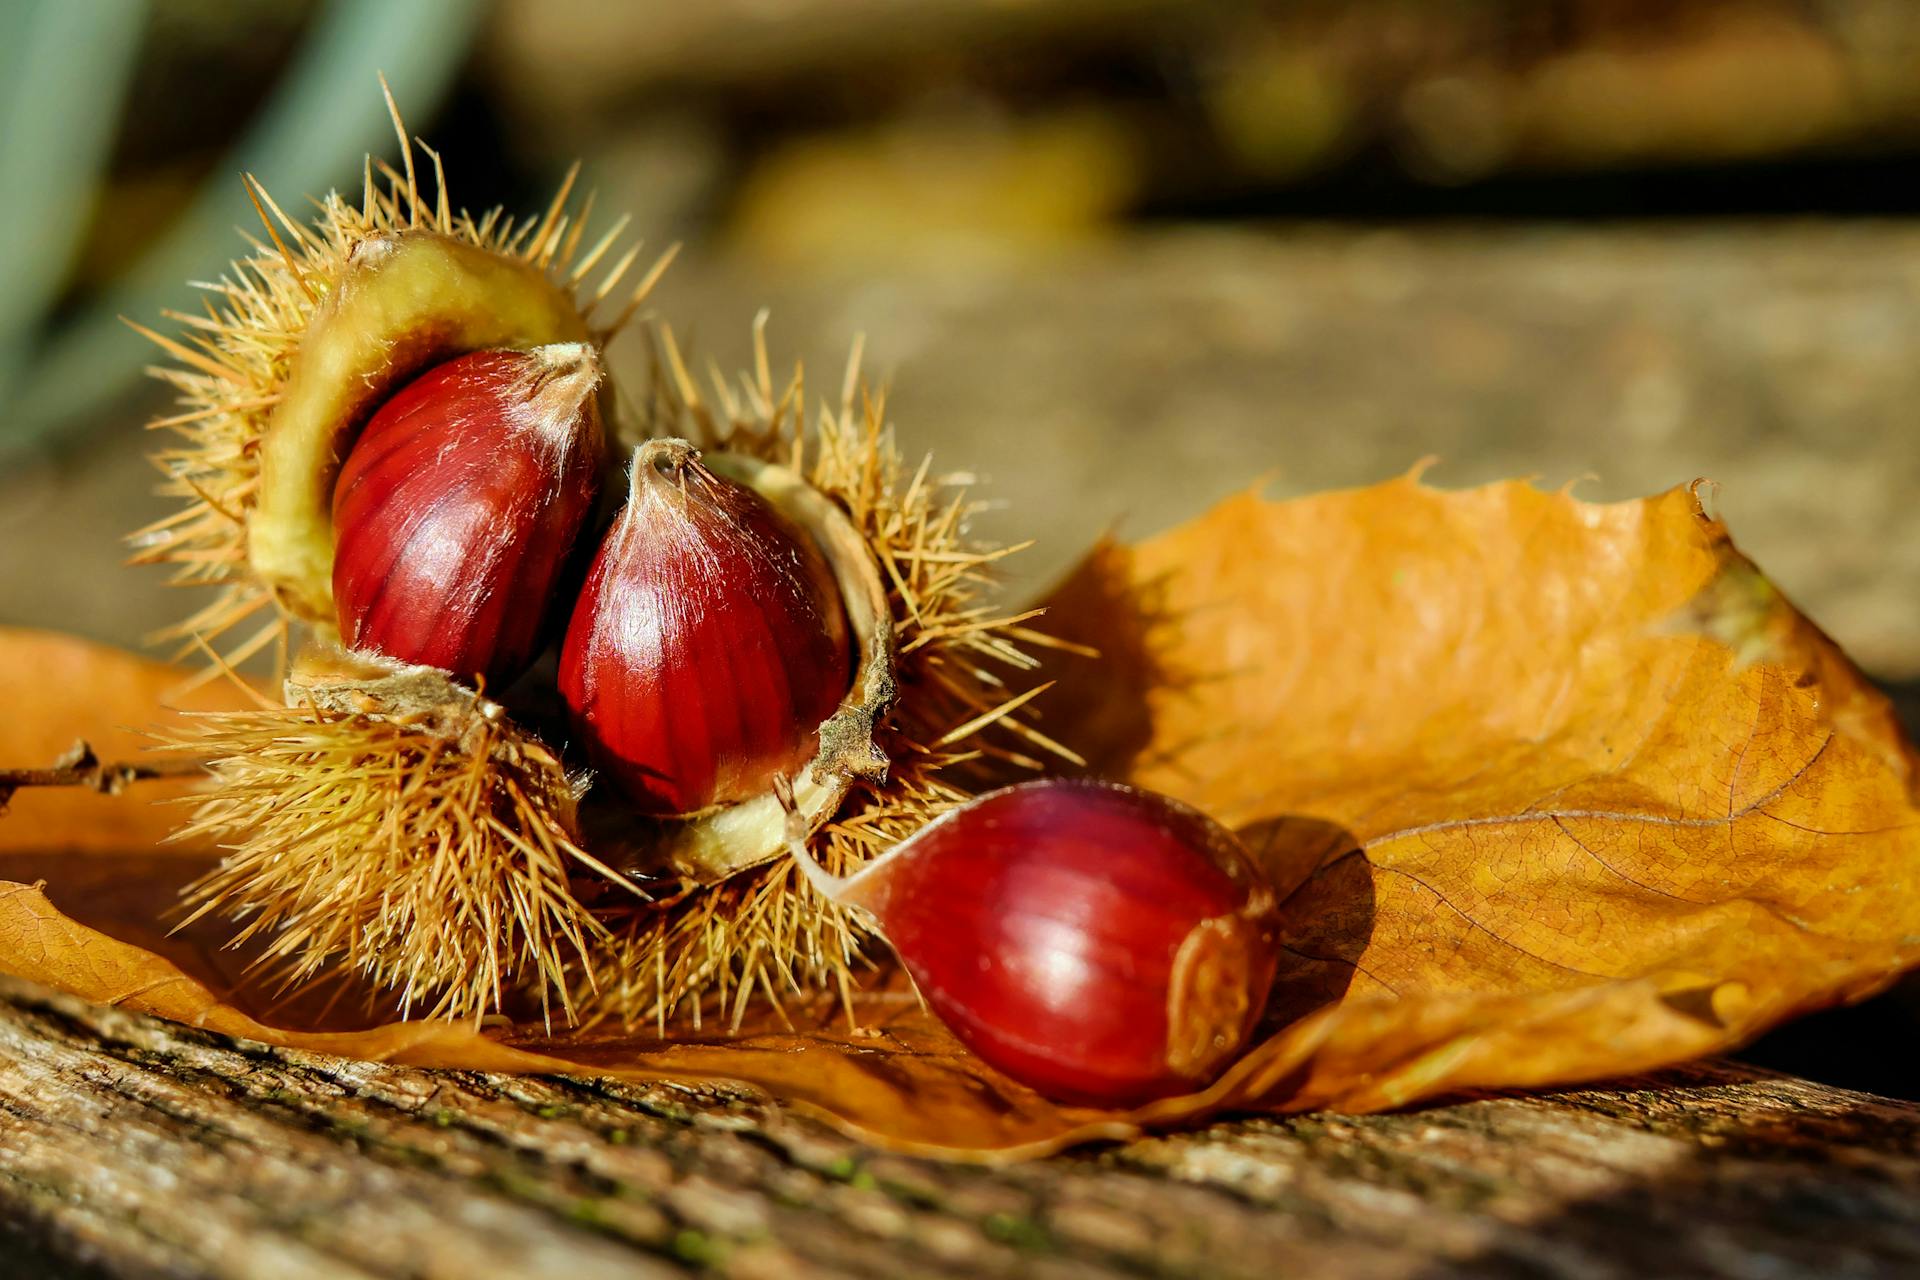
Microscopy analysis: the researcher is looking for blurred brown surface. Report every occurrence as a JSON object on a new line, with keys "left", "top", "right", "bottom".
{"left": 11, "top": 221, "right": 1919, "bottom": 677}
{"left": 481, "top": 0, "right": 1920, "bottom": 217}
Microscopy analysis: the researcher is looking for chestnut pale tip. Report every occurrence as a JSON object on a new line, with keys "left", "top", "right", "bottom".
{"left": 517, "top": 342, "right": 599, "bottom": 399}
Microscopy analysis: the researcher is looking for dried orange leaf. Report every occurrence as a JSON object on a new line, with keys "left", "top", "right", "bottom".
{"left": 1, "top": 473, "right": 1916, "bottom": 1160}
{"left": 1040, "top": 476, "right": 1920, "bottom": 1113}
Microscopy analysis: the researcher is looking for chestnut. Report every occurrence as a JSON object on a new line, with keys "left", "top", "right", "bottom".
{"left": 559, "top": 439, "right": 855, "bottom": 816}
{"left": 788, "top": 779, "right": 1281, "bottom": 1107}
{"left": 329, "top": 344, "right": 605, "bottom": 688}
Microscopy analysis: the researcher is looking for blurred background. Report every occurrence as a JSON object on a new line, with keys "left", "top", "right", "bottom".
{"left": 0, "top": 0, "right": 1916, "bottom": 1086}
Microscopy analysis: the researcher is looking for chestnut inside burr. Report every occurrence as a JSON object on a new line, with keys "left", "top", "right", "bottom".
{"left": 252, "top": 230, "right": 595, "bottom": 623}
{"left": 330, "top": 346, "right": 606, "bottom": 689}
{"left": 560, "top": 440, "right": 857, "bottom": 819}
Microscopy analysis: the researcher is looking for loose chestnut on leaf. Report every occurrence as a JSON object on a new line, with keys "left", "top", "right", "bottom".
{"left": 333, "top": 345, "right": 605, "bottom": 687}
{"left": 787, "top": 779, "right": 1281, "bottom": 1107}
{"left": 560, "top": 439, "right": 853, "bottom": 814}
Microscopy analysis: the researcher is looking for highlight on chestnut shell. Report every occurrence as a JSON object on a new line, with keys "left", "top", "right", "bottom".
{"left": 331, "top": 345, "right": 606, "bottom": 688}
{"left": 560, "top": 438, "right": 855, "bottom": 816}
{"left": 785, "top": 779, "right": 1281, "bottom": 1107}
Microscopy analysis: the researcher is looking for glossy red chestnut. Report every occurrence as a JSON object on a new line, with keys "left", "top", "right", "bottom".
{"left": 559, "top": 439, "right": 853, "bottom": 816}
{"left": 331, "top": 344, "right": 604, "bottom": 687}
{"left": 789, "top": 779, "right": 1280, "bottom": 1108}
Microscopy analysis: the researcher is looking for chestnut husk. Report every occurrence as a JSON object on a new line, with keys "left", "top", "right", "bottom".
{"left": 172, "top": 644, "right": 624, "bottom": 1023}
{"left": 135, "top": 90, "right": 1070, "bottom": 1027}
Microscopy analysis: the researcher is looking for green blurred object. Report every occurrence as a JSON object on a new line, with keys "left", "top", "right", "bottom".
{"left": 0, "top": 0, "right": 145, "bottom": 440}
{"left": 0, "top": 0, "right": 484, "bottom": 463}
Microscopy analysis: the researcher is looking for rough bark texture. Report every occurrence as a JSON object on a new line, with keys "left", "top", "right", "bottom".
{"left": 1, "top": 975, "right": 1915, "bottom": 1279}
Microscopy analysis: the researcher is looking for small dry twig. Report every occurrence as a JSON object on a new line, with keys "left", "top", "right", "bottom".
{"left": 0, "top": 740, "right": 203, "bottom": 811}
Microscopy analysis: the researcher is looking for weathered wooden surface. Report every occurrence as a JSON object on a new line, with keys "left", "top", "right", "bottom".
{"left": 1, "top": 975, "right": 1915, "bottom": 1279}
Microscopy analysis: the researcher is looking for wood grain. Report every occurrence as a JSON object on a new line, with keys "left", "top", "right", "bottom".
{"left": 2, "top": 974, "right": 1915, "bottom": 1279}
